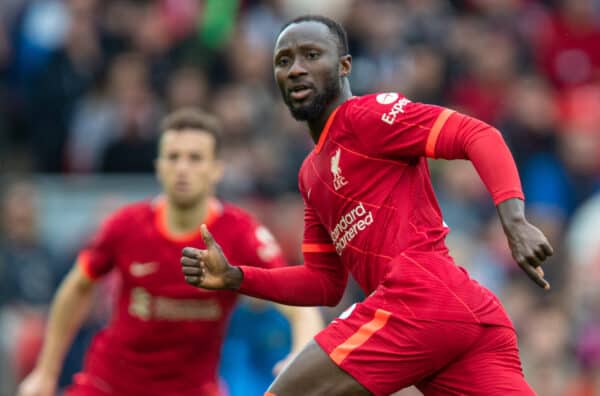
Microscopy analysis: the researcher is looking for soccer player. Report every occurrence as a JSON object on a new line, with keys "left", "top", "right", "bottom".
{"left": 17, "top": 108, "right": 323, "bottom": 396}
{"left": 181, "top": 15, "right": 554, "bottom": 396}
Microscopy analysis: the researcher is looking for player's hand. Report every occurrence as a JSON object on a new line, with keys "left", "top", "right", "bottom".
{"left": 181, "top": 224, "right": 242, "bottom": 290}
{"left": 503, "top": 219, "right": 553, "bottom": 290}
{"left": 497, "top": 199, "right": 553, "bottom": 290}
{"left": 17, "top": 369, "right": 57, "bottom": 396}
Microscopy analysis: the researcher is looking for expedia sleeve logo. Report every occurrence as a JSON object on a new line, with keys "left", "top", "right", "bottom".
{"left": 380, "top": 97, "right": 411, "bottom": 125}
{"left": 330, "top": 202, "right": 374, "bottom": 255}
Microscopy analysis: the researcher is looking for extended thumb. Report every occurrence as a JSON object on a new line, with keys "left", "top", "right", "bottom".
{"left": 201, "top": 224, "right": 214, "bottom": 245}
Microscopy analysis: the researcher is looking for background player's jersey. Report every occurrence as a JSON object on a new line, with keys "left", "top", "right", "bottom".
{"left": 299, "top": 93, "right": 512, "bottom": 326}
{"left": 74, "top": 197, "right": 285, "bottom": 395}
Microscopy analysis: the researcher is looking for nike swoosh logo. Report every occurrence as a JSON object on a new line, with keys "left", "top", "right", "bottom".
{"left": 130, "top": 262, "right": 159, "bottom": 277}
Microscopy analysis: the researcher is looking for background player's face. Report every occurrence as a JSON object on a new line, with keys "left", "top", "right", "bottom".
{"left": 156, "top": 130, "right": 222, "bottom": 208}
{"left": 273, "top": 22, "right": 345, "bottom": 121}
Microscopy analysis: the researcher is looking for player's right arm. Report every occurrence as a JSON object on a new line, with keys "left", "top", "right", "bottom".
{"left": 182, "top": 203, "right": 348, "bottom": 307}
{"left": 17, "top": 265, "right": 96, "bottom": 396}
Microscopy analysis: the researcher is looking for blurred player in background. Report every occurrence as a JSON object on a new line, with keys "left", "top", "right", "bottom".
{"left": 18, "top": 108, "right": 323, "bottom": 396}
{"left": 182, "top": 16, "right": 554, "bottom": 395}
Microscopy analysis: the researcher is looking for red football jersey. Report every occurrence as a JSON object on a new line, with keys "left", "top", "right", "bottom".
{"left": 299, "top": 93, "right": 514, "bottom": 326}
{"left": 73, "top": 197, "right": 285, "bottom": 396}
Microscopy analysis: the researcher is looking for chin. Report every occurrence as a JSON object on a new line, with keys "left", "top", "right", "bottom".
{"left": 171, "top": 194, "right": 200, "bottom": 209}
{"left": 289, "top": 102, "right": 320, "bottom": 121}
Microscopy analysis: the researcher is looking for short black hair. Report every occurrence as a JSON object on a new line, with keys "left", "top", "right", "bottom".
{"left": 279, "top": 15, "right": 349, "bottom": 57}
{"left": 160, "top": 107, "right": 222, "bottom": 154}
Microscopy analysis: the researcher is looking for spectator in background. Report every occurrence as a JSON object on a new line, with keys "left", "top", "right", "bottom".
{"left": 500, "top": 75, "right": 559, "bottom": 171}
{"left": 99, "top": 53, "right": 162, "bottom": 173}
{"left": 26, "top": 0, "right": 102, "bottom": 172}
{"left": 448, "top": 30, "right": 518, "bottom": 124}
{"left": 0, "top": 180, "right": 64, "bottom": 309}
{"left": 0, "top": 180, "right": 67, "bottom": 391}
{"left": 165, "top": 65, "right": 209, "bottom": 111}
{"left": 67, "top": 53, "right": 162, "bottom": 173}
{"left": 566, "top": 193, "right": 600, "bottom": 395}
{"left": 533, "top": 0, "right": 600, "bottom": 89}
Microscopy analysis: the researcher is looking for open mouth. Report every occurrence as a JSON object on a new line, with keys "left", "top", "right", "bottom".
{"left": 175, "top": 181, "right": 190, "bottom": 191}
{"left": 289, "top": 84, "right": 313, "bottom": 101}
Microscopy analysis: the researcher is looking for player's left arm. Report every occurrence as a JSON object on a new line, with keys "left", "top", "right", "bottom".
{"left": 351, "top": 97, "right": 554, "bottom": 288}
{"left": 351, "top": 97, "right": 553, "bottom": 288}
{"left": 428, "top": 108, "right": 554, "bottom": 289}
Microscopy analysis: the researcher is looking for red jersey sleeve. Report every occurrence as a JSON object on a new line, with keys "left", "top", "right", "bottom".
{"left": 237, "top": 186, "right": 348, "bottom": 306}
{"left": 431, "top": 111, "right": 524, "bottom": 204}
{"left": 301, "top": 199, "right": 337, "bottom": 255}
{"left": 76, "top": 210, "right": 126, "bottom": 281}
{"left": 347, "top": 94, "right": 523, "bottom": 205}
{"left": 348, "top": 94, "right": 450, "bottom": 159}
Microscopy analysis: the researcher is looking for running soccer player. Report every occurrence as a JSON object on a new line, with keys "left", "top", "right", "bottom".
{"left": 181, "top": 15, "right": 553, "bottom": 396}
{"left": 17, "top": 108, "right": 323, "bottom": 396}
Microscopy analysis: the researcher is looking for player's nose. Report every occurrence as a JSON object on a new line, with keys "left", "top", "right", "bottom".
{"left": 287, "top": 58, "right": 308, "bottom": 79}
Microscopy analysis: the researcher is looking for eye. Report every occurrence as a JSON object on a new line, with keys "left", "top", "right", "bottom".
{"left": 276, "top": 56, "right": 290, "bottom": 67}
{"left": 189, "top": 153, "right": 203, "bottom": 162}
{"left": 306, "top": 50, "right": 320, "bottom": 60}
{"left": 167, "top": 153, "right": 179, "bottom": 162}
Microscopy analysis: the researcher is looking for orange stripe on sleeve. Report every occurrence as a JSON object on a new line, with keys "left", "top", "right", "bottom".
{"left": 329, "top": 309, "right": 391, "bottom": 365}
{"left": 77, "top": 251, "right": 97, "bottom": 281}
{"left": 264, "top": 393, "right": 277, "bottom": 396}
{"left": 302, "top": 243, "right": 337, "bottom": 254}
{"left": 425, "top": 108, "right": 454, "bottom": 158}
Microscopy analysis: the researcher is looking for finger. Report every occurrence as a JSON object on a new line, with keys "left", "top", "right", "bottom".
{"left": 201, "top": 224, "right": 215, "bottom": 246}
{"left": 525, "top": 253, "right": 542, "bottom": 268}
{"left": 533, "top": 248, "right": 547, "bottom": 262}
{"left": 541, "top": 242, "right": 554, "bottom": 257}
{"left": 184, "top": 275, "right": 200, "bottom": 285}
{"left": 182, "top": 266, "right": 202, "bottom": 276}
{"left": 520, "top": 262, "right": 550, "bottom": 289}
{"left": 182, "top": 247, "right": 201, "bottom": 258}
{"left": 181, "top": 256, "right": 200, "bottom": 267}
{"left": 535, "top": 266, "right": 544, "bottom": 278}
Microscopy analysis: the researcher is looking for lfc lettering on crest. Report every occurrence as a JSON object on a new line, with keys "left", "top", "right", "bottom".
{"left": 331, "top": 148, "right": 348, "bottom": 190}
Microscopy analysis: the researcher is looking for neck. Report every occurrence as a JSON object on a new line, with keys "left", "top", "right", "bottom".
{"left": 164, "top": 197, "right": 208, "bottom": 235}
{"left": 308, "top": 81, "right": 352, "bottom": 143}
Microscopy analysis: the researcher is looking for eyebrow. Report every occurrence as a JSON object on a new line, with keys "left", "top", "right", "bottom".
{"left": 274, "top": 41, "right": 327, "bottom": 57}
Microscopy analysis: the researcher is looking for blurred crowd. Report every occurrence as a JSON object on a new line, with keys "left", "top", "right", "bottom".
{"left": 1, "top": 0, "right": 600, "bottom": 395}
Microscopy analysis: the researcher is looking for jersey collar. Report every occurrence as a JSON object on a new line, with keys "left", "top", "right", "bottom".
{"left": 314, "top": 106, "right": 341, "bottom": 154}
{"left": 314, "top": 97, "right": 356, "bottom": 153}
{"left": 154, "top": 196, "right": 222, "bottom": 244}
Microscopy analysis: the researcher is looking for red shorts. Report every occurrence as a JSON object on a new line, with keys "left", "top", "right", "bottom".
{"left": 314, "top": 287, "right": 535, "bottom": 395}
{"left": 65, "top": 373, "right": 223, "bottom": 396}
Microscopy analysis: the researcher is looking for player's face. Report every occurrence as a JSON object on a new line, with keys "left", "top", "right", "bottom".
{"left": 156, "top": 130, "right": 223, "bottom": 208}
{"left": 274, "top": 22, "right": 343, "bottom": 121}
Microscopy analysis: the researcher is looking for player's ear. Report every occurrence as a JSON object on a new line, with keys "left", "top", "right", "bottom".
{"left": 340, "top": 54, "right": 352, "bottom": 77}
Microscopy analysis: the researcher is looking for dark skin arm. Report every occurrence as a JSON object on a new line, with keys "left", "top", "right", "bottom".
{"left": 181, "top": 225, "right": 244, "bottom": 290}
{"left": 183, "top": 199, "right": 555, "bottom": 291}
{"left": 497, "top": 198, "right": 553, "bottom": 289}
